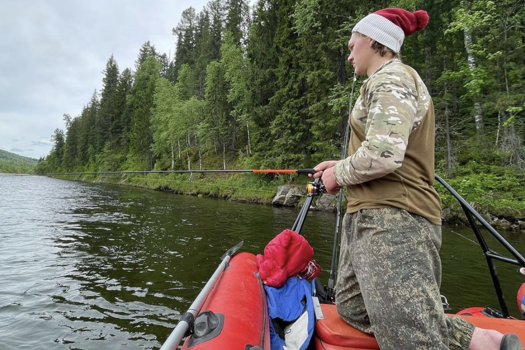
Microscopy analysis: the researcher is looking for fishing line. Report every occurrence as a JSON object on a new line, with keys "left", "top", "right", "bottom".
{"left": 450, "top": 229, "right": 509, "bottom": 263}
{"left": 327, "top": 72, "right": 357, "bottom": 297}
{"left": 450, "top": 230, "right": 481, "bottom": 247}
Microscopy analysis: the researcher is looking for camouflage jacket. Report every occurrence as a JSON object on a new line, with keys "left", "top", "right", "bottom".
{"left": 333, "top": 59, "right": 431, "bottom": 186}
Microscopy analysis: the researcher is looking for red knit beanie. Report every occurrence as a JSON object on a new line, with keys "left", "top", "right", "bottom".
{"left": 352, "top": 8, "right": 429, "bottom": 52}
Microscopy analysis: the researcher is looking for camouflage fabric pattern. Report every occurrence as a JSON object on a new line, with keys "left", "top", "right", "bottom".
{"left": 333, "top": 59, "right": 431, "bottom": 186}
{"left": 336, "top": 208, "right": 475, "bottom": 349}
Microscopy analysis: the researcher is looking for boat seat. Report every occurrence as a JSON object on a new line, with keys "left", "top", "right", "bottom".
{"left": 315, "top": 304, "right": 379, "bottom": 349}
{"left": 315, "top": 304, "right": 525, "bottom": 350}
{"left": 461, "top": 315, "right": 525, "bottom": 343}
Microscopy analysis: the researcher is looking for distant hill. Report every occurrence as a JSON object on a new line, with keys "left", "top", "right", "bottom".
{"left": 0, "top": 149, "right": 38, "bottom": 174}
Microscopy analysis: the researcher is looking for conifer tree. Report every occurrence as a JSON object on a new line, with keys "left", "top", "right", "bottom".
{"left": 224, "top": 0, "right": 250, "bottom": 46}
{"left": 48, "top": 128, "right": 65, "bottom": 171}
{"left": 135, "top": 41, "right": 157, "bottom": 69}
{"left": 204, "top": 60, "right": 230, "bottom": 167}
{"left": 62, "top": 117, "right": 80, "bottom": 171}
{"left": 96, "top": 55, "right": 120, "bottom": 152}
{"left": 173, "top": 7, "right": 197, "bottom": 79}
{"left": 265, "top": 0, "right": 313, "bottom": 168}
{"left": 221, "top": 31, "right": 252, "bottom": 156}
{"left": 208, "top": 0, "right": 224, "bottom": 60}
{"left": 114, "top": 68, "right": 133, "bottom": 153}
{"left": 245, "top": 0, "right": 279, "bottom": 165}
{"left": 38, "top": 0, "right": 525, "bottom": 176}
{"left": 193, "top": 9, "right": 215, "bottom": 99}
{"left": 127, "top": 56, "right": 161, "bottom": 170}
{"left": 76, "top": 91, "right": 100, "bottom": 168}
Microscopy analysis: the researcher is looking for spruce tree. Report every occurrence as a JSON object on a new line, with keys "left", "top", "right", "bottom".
{"left": 173, "top": 7, "right": 197, "bottom": 79}
{"left": 245, "top": 0, "right": 279, "bottom": 166}
{"left": 127, "top": 56, "right": 161, "bottom": 170}
{"left": 114, "top": 68, "right": 134, "bottom": 153}
{"left": 62, "top": 117, "right": 80, "bottom": 171}
{"left": 97, "top": 55, "right": 120, "bottom": 153}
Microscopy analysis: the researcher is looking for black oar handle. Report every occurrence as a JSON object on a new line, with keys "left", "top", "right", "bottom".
{"left": 296, "top": 168, "right": 316, "bottom": 174}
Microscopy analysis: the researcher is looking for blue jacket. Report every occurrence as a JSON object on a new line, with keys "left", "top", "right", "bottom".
{"left": 264, "top": 277, "right": 314, "bottom": 350}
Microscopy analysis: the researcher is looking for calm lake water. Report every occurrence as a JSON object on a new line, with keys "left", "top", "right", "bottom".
{"left": 1, "top": 174, "right": 524, "bottom": 349}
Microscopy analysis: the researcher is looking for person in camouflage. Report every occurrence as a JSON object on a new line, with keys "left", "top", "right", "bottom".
{"left": 311, "top": 8, "right": 523, "bottom": 350}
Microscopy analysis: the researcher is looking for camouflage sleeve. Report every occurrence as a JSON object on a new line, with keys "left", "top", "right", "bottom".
{"left": 333, "top": 69, "right": 418, "bottom": 186}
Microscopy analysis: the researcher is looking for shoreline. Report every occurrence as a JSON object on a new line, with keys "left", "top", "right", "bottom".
{"left": 43, "top": 173, "right": 525, "bottom": 232}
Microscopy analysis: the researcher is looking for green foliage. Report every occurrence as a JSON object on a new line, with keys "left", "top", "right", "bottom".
{"left": 0, "top": 149, "right": 37, "bottom": 174}
{"left": 96, "top": 143, "right": 125, "bottom": 171}
{"left": 127, "top": 55, "right": 162, "bottom": 170}
{"left": 438, "top": 162, "right": 525, "bottom": 218}
{"left": 38, "top": 0, "right": 525, "bottom": 219}
{"left": 204, "top": 60, "right": 230, "bottom": 158}
{"left": 173, "top": 7, "right": 197, "bottom": 80}
{"left": 96, "top": 55, "right": 120, "bottom": 153}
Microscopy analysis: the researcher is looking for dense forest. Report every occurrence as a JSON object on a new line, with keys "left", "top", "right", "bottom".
{"left": 0, "top": 149, "right": 37, "bottom": 174}
{"left": 37, "top": 0, "right": 525, "bottom": 192}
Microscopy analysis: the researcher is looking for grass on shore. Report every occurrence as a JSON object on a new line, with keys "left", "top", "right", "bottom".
{"left": 50, "top": 161, "right": 525, "bottom": 230}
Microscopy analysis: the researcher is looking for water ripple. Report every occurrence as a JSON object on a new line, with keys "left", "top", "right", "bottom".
{"left": 2, "top": 174, "right": 523, "bottom": 349}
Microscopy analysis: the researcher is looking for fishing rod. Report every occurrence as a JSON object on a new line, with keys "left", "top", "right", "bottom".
{"left": 46, "top": 169, "right": 316, "bottom": 176}
{"left": 326, "top": 72, "right": 357, "bottom": 301}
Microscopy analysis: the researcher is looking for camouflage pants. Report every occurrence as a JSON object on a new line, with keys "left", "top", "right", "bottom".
{"left": 336, "top": 208, "right": 475, "bottom": 349}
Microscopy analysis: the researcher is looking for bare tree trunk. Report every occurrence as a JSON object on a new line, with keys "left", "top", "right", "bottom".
{"left": 424, "top": 28, "right": 432, "bottom": 94}
{"left": 199, "top": 147, "right": 202, "bottom": 170}
{"left": 186, "top": 133, "right": 191, "bottom": 171}
{"left": 222, "top": 143, "right": 226, "bottom": 170}
{"left": 500, "top": 21, "right": 523, "bottom": 168}
{"left": 502, "top": 112, "right": 511, "bottom": 147}
{"left": 231, "top": 115, "right": 237, "bottom": 156}
{"left": 178, "top": 138, "right": 181, "bottom": 159}
{"left": 501, "top": 111, "right": 520, "bottom": 167}
{"left": 463, "top": 16, "right": 484, "bottom": 133}
{"left": 195, "top": 131, "right": 202, "bottom": 170}
{"left": 496, "top": 111, "right": 501, "bottom": 147}
{"left": 246, "top": 121, "right": 252, "bottom": 156}
{"left": 445, "top": 86, "right": 453, "bottom": 177}
{"left": 442, "top": 58, "right": 454, "bottom": 176}
{"left": 170, "top": 139, "right": 175, "bottom": 170}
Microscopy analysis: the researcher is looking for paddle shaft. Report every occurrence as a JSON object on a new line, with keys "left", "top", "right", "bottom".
{"left": 160, "top": 241, "right": 243, "bottom": 350}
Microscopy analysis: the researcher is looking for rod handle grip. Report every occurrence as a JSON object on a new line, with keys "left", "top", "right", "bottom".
{"left": 296, "top": 168, "right": 316, "bottom": 174}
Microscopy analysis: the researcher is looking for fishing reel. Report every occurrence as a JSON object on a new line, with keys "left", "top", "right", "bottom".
{"left": 306, "top": 181, "right": 326, "bottom": 195}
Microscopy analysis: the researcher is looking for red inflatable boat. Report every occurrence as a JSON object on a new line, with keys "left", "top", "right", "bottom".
{"left": 160, "top": 176, "right": 525, "bottom": 350}
{"left": 180, "top": 252, "right": 269, "bottom": 350}
{"left": 161, "top": 249, "right": 525, "bottom": 350}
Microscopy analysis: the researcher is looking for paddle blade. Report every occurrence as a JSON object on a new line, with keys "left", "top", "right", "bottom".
{"left": 221, "top": 241, "right": 244, "bottom": 260}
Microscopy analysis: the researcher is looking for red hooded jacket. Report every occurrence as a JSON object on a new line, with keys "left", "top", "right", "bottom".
{"left": 256, "top": 229, "right": 317, "bottom": 288}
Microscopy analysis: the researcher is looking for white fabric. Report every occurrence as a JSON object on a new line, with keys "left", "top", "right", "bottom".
{"left": 352, "top": 13, "right": 405, "bottom": 52}
{"left": 283, "top": 310, "right": 309, "bottom": 350}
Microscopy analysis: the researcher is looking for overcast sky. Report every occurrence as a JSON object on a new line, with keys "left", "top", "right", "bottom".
{"left": 0, "top": 0, "right": 215, "bottom": 160}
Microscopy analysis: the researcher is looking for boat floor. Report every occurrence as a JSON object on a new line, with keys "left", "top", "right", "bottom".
{"left": 315, "top": 304, "right": 525, "bottom": 349}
